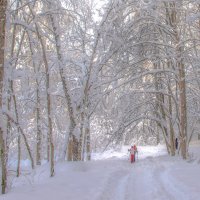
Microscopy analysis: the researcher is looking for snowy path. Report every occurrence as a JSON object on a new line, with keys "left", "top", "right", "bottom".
{"left": 118, "top": 157, "right": 186, "bottom": 200}
{"left": 95, "top": 156, "right": 193, "bottom": 200}
{"left": 2, "top": 145, "right": 200, "bottom": 200}
{"left": 96, "top": 156, "right": 200, "bottom": 200}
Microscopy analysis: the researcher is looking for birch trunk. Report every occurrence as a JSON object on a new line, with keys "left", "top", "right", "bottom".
{"left": 35, "top": 23, "right": 54, "bottom": 176}
{"left": 26, "top": 31, "right": 44, "bottom": 169}
{"left": 7, "top": 39, "right": 33, "bottom": 172}
{"left": 26, "top": 1, "right": 55, "bottom": 174}
{"left": 36, "top": 80, "right": 42, "bottom": 165}
{"left": 154, "top": 62, "right": 170, "bottom": 153}
{"left": 48, "top": 7, "right": 77, "bottom": 161}
{"left": 25, "top": 3, "right": 43, "bottom": 166}
{"left": 11, "top": 80, "right": 22, "bottom": 175}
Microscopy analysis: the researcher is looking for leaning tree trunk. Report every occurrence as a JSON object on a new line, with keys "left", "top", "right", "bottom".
{"left": 155, "top": 74, "right": 170, "bottom": 153}
{"left": 48, "top": 7, "right": 77, "bottom": 161}
{"left": 0, "top": 0, "right": 7, "bottom": 194}
{"left": 27, "top": 31, "right": 42, "bottom": 166}
{"left": 10, "top": 73, "right": 22, "bottom": 176}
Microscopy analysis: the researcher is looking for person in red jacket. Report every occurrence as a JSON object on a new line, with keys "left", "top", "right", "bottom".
{"left": 129, "top": 146, "right": 135, "bottom": 163}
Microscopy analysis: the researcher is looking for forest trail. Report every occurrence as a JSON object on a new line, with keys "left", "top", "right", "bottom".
{"left": 96, "top": 156, "right": 191, "bottom": 200}
{"left": 3, "top": 145, "right": 200, "bottom": 200}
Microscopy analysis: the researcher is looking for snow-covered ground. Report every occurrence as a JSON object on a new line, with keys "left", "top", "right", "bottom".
{"left": 2, "top": 142, "right": 200, "bottom": 200}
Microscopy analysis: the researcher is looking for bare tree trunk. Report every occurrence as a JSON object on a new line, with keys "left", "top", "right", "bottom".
{"left": 26, "top": 1, "right": 54, "bottom": 173}
{"left": 78, "top": 112, "right": 84, "bottom": 161}
{"left": 7, "top": 41, "right": 34, "bottom": 173}
{"left": 67, "top": 137, "right": 73, "bottom": 161}
{"left": 46, "top": 75, "right": 54, "bottom": 175}
{"left": 26, "top": 30, "right": 42, "bottom": 166}
{"left": 72, "top": 135, "right": 79, "bottom": 161}
{"left": 165, "top": 1, "right": 187, "bottom": 159}
{"left": 178, "top": 59, "right": 187, "bottom": 159}
{"left": 6, "top": 0, "right": 22, "bottom": 177}
{"left": 11, "top": 81, "right": 22, "bottom": 176}
{"left": 154, "top": 68, "right": 169, "bottom": 153}
{"left": 35, "top": 23, "right": 54, "bottom": 176}
{"left": 6, "top": 0, "right": 20, "bottom": 177}
{"left": 16, "top": 133, "right": 21, "bottom": 177}
{"left": 4, "top": 112, "right": 35, "bottom": 169}
{"left": 0, "top": 0, "right": 7, "bottom": 194}
{"left": 86, "top": 122, "right": 91, "bottom": 161}
{"left": 48, "top": 7, "right": 77, "bottom": 161}
{"left": 168, "top": 88, "right": 175, "bottom": 156}
{"left": 172, "top": 3, "right": 187, "bottom": 159}
{"left": 36, "top": 81, "right": 42, "bottom": 165}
